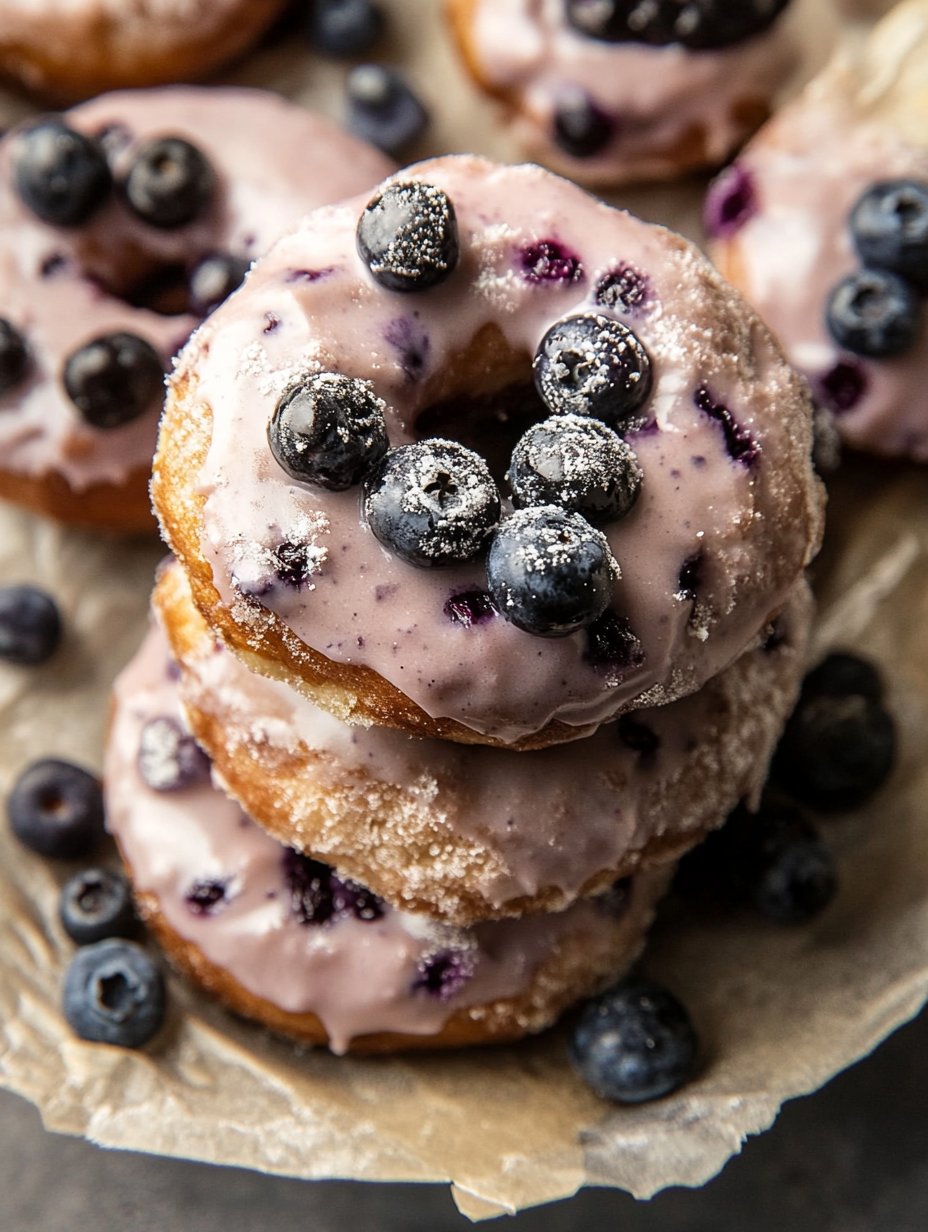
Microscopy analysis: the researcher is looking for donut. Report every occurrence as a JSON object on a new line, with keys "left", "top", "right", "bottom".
{"left": 446, "top": 0, "right": 829, "bottom": 185}
{"left": 153, "top": 156, "right": 824, "bottom": 748}
{"left": 0, "top": 1, "right": 285, "bottom": 101}
{"left": 154, "top": 560, "right": 812, "bottom": 924}
{"left": 0, "top": 87, "right": 393, "bottom": 531}
{"left": 106, "top": 615, "right": 669, "bottom": 1054}
{"left": 706, "top": 0, "right": 928, "bottom": 460}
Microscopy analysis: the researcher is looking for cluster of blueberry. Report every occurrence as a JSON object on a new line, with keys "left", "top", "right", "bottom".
{"left": 564, "top": 0, "right": 790, "bottom": 51}
{"left": 269, "top": 181, "right": 650, "bottom": 639}
{"left": 0, "top": 117, "right": 249, "bottom": 428}
{"left": 826, "top": 179, "right": 928, "bottom": 361}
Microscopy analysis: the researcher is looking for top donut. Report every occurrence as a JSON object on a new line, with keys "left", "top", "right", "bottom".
{"left": 154, "top": 156, "right": 825, "bottom": 749}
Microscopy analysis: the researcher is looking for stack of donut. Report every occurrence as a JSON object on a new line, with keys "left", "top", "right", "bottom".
{"left": 106, "top": 155, "right": 826, "bottom": 1052}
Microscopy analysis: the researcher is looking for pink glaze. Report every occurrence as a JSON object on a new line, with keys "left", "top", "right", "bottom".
{"left": 461, "top": 0, "right": 802, "bottom": 183}
{"left": 0, "top": 88, "right": 393, "bottom": 491}
{"left": 106, "top": 620, "right": 657, "bottom": 1052}
{"left": 182, "top": 156, "right": 823, "bottom": 742}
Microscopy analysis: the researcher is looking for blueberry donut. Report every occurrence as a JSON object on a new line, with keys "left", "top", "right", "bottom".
{"left": 707, "top": 0, "right": 928, "bottom": 460}
{"left": 0, "top": 88, "right": 394, "bottom": 531}
{"left": 447, "top": 0, "right": 821, "bottom": 184}
{"left": 154, "top": 560, "right": 812, "bottom": 924}
{"left": 106, "top": 617, "right": 669, "bottom": 1053}
{"left": 153, "top": 157, "right": 824, "bottom": 748}
{"left": 0, "top": 1, "right": 285, "bottom": 101}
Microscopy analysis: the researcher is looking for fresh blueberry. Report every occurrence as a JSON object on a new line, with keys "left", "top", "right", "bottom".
{"left": 533, "top": 313, "right": 652, "bottom": 430}
{"left": 63, "top": 939, "right": 165, "bottom": 1048}
{"left": 774, "top": 692, "right": 895, "bottom": 811}
{"left": 268, "top": 372, "right": 388, "bottom": 490}
{"left": 0, "top": 318, "right": 30, "bottom": 395}
{"left": 346, "top": 64, "right": 428, "bottom": 157}
{"left": 7, "top": 758, "right": 105, "bottom": 859}
{"left": 508, "top": 414, "right": 642, "bottom": 523}
{"left": 584, "top": 610, "right": 644, "bottom": 679}
{"left": 364, "top": 439, "right": 500, "bottom": 567}
{"left": 0, "top": 584, "right": 62, "bottom": 666}
{"left": 825, "top": 268, "right": 920, "bottom": 359}
{"left": 59, "top": 868, "right": 136, "bottom": 945}
{"left": 12, "top": 118, "right": 111, "bottom": 226}
{"left": 704, "top": 163, "right": 758, "bottom": 239}
{"left": 188, "top": 253, "right": 250, "bottom": 316}
{"left": 138, "top": 717, "right": 209, "bottom": 793}
{"left": 63, "top": 332, "right": 164, "bottom": 429}
{"left": 553, "top": 89, "right": 614, "bottom": 158}
{"left": 570, "top": 977, "right": 699, "bottom": 1104}
{"left": 357, "top": 180, "right": 458, "bottom": 292}
{"left": 309, "top": 0, "right": 385, "bottom": 55}
{"left": 411, "top": 948, "right": 475, "bottom": 999}
{"left": 850, "top": 179, "right": 928, "bottom": 291}
{"left": 801, "top": 652, "right": 884, "bottom": 705}
{"left": 486, "top": 506, "right": 618, "bottom": 637}
{"left": 519, "top": 240, "right": 583, "bottom": 286}
{"left": 123, "top": 137, "right": 215, "bottom": 229}
{"left": 694, "top": 386, "right": 759, "bottom": 465}
{"left": 594, "top": 266, "right": 649, "bottom": 315}
{"left": 564, "top": 0, "right": 789, "bottom": 50}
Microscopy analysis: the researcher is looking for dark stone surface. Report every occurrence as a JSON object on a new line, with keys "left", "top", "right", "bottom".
{"left": 2, "top": 1005, "right": 927, "bottom": 1230}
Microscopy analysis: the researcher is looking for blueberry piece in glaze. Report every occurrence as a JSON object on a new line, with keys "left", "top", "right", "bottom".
{"left": 0, "top": 319, "right": 30, "bottom": 395}
{"left": 585, "top": 610, "right": 644, "bottom": 679}
{"left": 519, "top": 239, "right": 584, "bottom": 286}
{"left": 137, "top": 717, "right": 210, "bottom": 793}
{"left": 570, "top": 977, "right": 699, "bottom": 1104}
{"left": 63, "top": 939, "right": 165, "bottom": 1048}
{"left": 826, "top": 268, "right": 920, "bottom": 359}
{"left": 694, "top": 386, "right": 759, "bottom": 466}
{"left": 185, "top": 879, "right": 229, "bottom": 917}
{"left": 412, "top": 948, "right": 476, "bottom": 1000}
{"left": 850, "top": 179, "right": 928, "bottom": 291}
{"left": 123, "top": 136, "right": 216, "bottom": 229}
{"left": 533, "top": 313, "right": 652, "bottom": 430}
{"left": 12, "top": 118, "right": 111, "bottom": 226}
{"left": 282, "top": 850, "right": 337, "bottom": 926}
{"left": 346, "top": 65, "right": 428, "bottom": 157}
{"left": 331, "top": 874, "right": 385, "bottom": 922}
{"left": 364, "top": 439, "right": 500, "bottom": 568}
{"left": 443, "top": 589, "right": 496, "bottom": 628}
{"left": 565, "top": 0, "right": 790, "bottom": 50}
{"left": 0, "top": 584, "right": 61, "bottom": 666}
{"left": 7, "top": 758, "right": 104, "bottom": 859}
{"left": 308, "top": 0, "right": 386, "bottom": 56}
{"left": 675, "top": 551, "right": 703, "bottom": 603}
{"left": 188, "top": 253, "right": 250, "bottom": 316}
{"left": 487, "top": 506, "right": 619, "bottom": 638}
{"left": 704, "top": 163, "right": 758, "bottom": 239}
{"left": 59, "top": 868, "right": 136, "bottom": 945}
{"left": 268, "top": 372, "right": 389, "bottom": 491}
{"left": 384, "top": 314, "right": 431, "bottom": 381}
{"left": 273, "top": 541, "right": 324, "bottom": 589}
{"left": 508, "top": 414, "right": 642, "bottom": 523}
{"left": 815, "top": 360, "right": 867, "bottom": 415}
{"left": 63, "top": 332, "right": 164, "bottom": 430}
{"left": 553, "top": 89, "right": 614, "bottom": 159}
{"left": 357, "top": 181, "right": 458, "bottom": 292}
{"left": 594, "top": 265, "right": 650, "bottom": 315}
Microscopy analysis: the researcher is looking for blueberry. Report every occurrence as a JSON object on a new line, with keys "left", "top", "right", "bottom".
{"left": 357, "top": 180, "right": 457, "bottom": 292}
{"left": 62, "top": 939, "right": 165, "bottom": 1048}
{"left": 185, "top": 879, "right": 229, "bottom": 916}
{"left": 188, "top": 252, "right": 250, "bottom": 316}
{"left": 346, "top": 64, "right": 428, "bottom": 157}
{"left": 309, "top": 0, "right": 385, "bottom": 55}
{"left": 508, "top": 414, "right": 642, "bottom": 523}
{"left": 0, "top": 584, "right": 62, "bottom": 666}
{"left": 273, "top": 541, "right": 323, "bottom": 589}
{"left": 282, "top": 850, "right": 337, "bottom": 925}
{"left": 564, "top": 0, "right": 789, "bottom": 50}
{"left": 268, "top": 372, "right": 388, "bottom": 490}
{"left": 815, "top": 359, "right": 867, "bottom": 415}
{"left": 63, "top": 331, "right": 164, "bottom": 429}
{"left": 594, "top": 266, "right": 649, "bottom": 315}
{"left": 850, "top": 179, "right": 928, "bottom": 291}
{"left": 486, "top": 506, "right": 618, "bottom": 637}
{"left": 443, "top": 588, "right": 496, "bottom": 628}
{"left": 0, "top": 318, "right": 30, "bottom": 395}
{"left": 519, "top": 240, "right": 583, "bottom": 286}
{"left": 584, "top": 610, "right": 644, "bottom": 679}
{"left": 704, "top": 163, "right": 758, "bottom": 239}
{"left": 364, "top": 439, "right": 500, "bottom": 567}
{"left": 7, "top": 759, "right": 104, "bottom": 859}
{"left": 533, "top": 313, "right": 652, "bottom": 430}
{"left": 675, "top": 551, "right": 703, "bottom": 603}
{"left": 138, "top": 717, "right": 209, "bottom": 793}
{"left": 801, "top": 652, "right": 884, "bottom": 705}
{"left": 825, "top": 268, "right": 920, "bottom": 359}
{"left": 552, "top": 89, "right": 614, "bottom": 158}
{"left": 330, "top": 874, "right": 385, "bottom": 922}
{"left": 59, "top": 868, "right": 136, "bottom": 945}
{"left": 411, "top": 949, "right": 475, "bottom": 999}
{"left": 570, "top": 977, "right": 699, "bottom": 1104}
{"left": 774, "top": 692, "right": 895, "bottom": 811}
{"left": 12, "top": 118, "right": 111, "bottom": 226}
{"left": 694, "top": 386, "right": 759, "bottom": 466}
{"left": 123, "top": 137, "right": 215, "bottom": 229}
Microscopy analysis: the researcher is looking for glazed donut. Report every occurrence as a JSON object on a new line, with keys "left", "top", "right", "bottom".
{"left": 707, "top": 0, "right": 928, "bottom": 460}
{"left": 106, "top": 616, "right": 669, "bottom": 1054}
{"left": 0, "top": 1, "right": 285, "bottom": 101}
{"left": 153, "top": 156, "right": 824, "bottom": 748}
{"left": 155, "top": 560, "right": 812, "bottom": 924}
{"left": 447, "top": 0, "right": 831, "bottom": 185}
{"left": 0, "top": 87, "right": 393, "bottom": 531}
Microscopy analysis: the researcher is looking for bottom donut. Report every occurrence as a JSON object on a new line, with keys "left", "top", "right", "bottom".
{"left": 105, "top": 618, "right": 671, "bottom": 1053}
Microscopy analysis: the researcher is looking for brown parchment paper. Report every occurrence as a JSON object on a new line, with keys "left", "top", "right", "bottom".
{"left": 0, "top": 0, "right": 925, "bottom": 1221}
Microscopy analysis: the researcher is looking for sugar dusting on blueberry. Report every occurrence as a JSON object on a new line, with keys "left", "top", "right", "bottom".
{"left": 411, "top": 948, "right": 476, "bottom": 1000}
{"left": 519, "top": 239, "right": 584, "bottom": 286}
{"left": 138, "top": 716, "right": 209, "bottom": 793}
{"left": 357, "top": 181, "right": 458, "bottom": 292}
{"left": 594, "top": 265, "right": 650, "bottom": 315}
{"left": 534, "top": 313, "right": 652, "bottom": 431}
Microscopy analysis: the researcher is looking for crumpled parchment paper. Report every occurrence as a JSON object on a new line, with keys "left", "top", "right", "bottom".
{"left": 0, "top": 0, "right": 924, "bottom": 1221}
